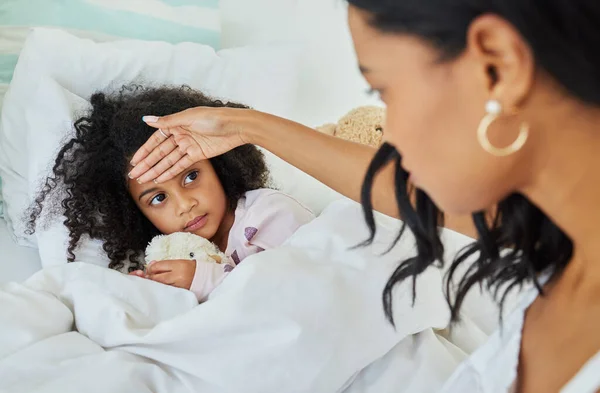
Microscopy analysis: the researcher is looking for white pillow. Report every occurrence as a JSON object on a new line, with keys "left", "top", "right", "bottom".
{"left": 0, "top": 28, "right": 302, "bottom": 249}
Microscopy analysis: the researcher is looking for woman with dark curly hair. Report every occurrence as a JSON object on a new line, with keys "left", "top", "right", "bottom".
{"left": 27, "top": 85, "right": 314, "bottom": 301}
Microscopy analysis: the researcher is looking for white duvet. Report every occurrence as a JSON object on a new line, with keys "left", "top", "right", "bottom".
{"left": 0, "top": 200, "right": 484, "bottom": 393}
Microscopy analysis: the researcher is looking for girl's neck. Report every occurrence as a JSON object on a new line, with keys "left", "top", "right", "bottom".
{"left": 211, "top": 209, "right": 236, "bottom": 252}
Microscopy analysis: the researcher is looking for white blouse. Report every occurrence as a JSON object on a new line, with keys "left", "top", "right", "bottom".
{"left": 439, "top": 284, "right": 600, "bottom": 393}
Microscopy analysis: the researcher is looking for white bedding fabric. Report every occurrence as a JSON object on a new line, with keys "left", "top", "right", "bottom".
{"left": 0, "top": 200, "right": 489, "bottom": 393}
{"left": 0, "top": 217, "right": 41, "bottom": 283}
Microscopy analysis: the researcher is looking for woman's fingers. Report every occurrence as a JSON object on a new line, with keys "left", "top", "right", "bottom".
{"left": 130, "top": 127, "right": 172, "bottom": 167}
{"left": 142, "top": 110, "right": 194, "bottom": 131}
{"left": 141, "top": 115, "right": 161, "bottom": 127}
{"left": 129, "top": 133, "right": 178, "bottom": 182}
{"left": 132, "top": 107, "right": 243, "bottom": 183}
{"left": 136, "top": 145, "right": 187, "bottom": 184}
{"left": 154, "top": 154, "right": 197, "bottom": 184}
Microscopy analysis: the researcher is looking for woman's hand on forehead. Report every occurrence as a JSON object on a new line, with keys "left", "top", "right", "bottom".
{"left": 129, "top": 127, "right": 199, "bottom": 184}
{"left": 129, "top": 107, "right": 250, "bottom": 184}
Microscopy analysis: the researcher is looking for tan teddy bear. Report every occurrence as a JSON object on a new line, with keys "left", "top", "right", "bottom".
{"left": 316, "top": 106, "right": 385, "bottom": 148}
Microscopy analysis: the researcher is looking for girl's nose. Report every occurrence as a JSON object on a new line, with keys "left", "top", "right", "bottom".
{"left": 177, "top": 195, "right": 198, "bottom": 216}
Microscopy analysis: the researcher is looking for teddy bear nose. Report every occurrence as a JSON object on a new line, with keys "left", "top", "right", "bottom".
{"left": 189, "top": 252, "right": 195, "bottom": 258}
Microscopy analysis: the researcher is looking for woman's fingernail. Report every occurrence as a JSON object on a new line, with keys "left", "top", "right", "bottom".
{"left": 130, "top": 160, "right": 136, "bottom": 167}
{"left": 137, "top": 178, "right": 142, "bottom": 184}
{"left": 142, "top": 116, "right": 159, "bottom": 123}
{"left": 128, "top": 172, "right": 133, "bottom": 179}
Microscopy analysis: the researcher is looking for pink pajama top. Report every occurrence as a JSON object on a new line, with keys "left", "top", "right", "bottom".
{"left": 188, "top": 189, "right": 315, "bottom": 301}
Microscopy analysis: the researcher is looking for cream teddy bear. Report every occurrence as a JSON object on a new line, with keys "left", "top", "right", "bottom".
{"left": 316, "top": 106, "right": 385, "bottom": 148}
{"left": 145, "top": 232, "right": 231, "bottom": 271}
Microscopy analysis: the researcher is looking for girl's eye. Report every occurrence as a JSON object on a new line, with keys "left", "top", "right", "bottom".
{"left": 184, "top": 170, "right": 199, "bottom": 185}
{"left": 150, "top": 193, "right": 167, "bottom": 206}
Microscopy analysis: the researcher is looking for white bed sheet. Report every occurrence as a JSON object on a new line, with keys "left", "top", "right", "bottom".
{"left": 0, "top": 199, "right": 454, "bottom": 393}
{"left": 0, "top": 199, "right": 515, "bottom": 393}
{"left": 0, "top": 217, "right": 41, "bottom": 283}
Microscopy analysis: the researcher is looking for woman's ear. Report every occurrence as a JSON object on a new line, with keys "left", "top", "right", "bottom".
{"left": 467, "top": 14, "right": 535, "bottom": 108}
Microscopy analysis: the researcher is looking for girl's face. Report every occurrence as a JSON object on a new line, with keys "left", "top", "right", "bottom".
{"left": 128, "top": 160, "right": 230, "bottom": 242}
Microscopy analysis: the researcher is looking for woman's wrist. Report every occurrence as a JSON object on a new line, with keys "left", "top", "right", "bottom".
{"left": 239, "top": 109, "right": 276, "bottom": 147}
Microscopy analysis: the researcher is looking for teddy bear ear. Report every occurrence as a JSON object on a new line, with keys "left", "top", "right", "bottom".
{"left": 209, "top": 255, "right": 222, "bottom": 264}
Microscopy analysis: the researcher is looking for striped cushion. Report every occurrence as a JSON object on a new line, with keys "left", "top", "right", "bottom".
{"left": 0, "top": 0, "right": 220, "bottom": 107}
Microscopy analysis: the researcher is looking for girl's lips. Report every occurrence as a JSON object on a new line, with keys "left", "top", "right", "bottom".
{"left": 185, "top": 214, "right": 208, "bottom": 231}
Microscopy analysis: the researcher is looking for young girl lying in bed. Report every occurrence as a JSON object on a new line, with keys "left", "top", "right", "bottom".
{"left": 27, "top": 85, "right": 314, "bottom": 301}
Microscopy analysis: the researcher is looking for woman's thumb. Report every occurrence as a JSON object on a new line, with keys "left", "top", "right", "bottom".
{"left": 142, "top": 113, "right": 183, "bottom": 129}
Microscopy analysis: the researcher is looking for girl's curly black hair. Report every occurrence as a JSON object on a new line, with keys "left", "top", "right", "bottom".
{"left": 26, "top": 85, "right": 270, "bottom": 272}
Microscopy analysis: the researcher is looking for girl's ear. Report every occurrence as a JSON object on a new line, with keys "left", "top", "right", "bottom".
{"left": 209, "top": 254, "right": 222, "bottom": 264}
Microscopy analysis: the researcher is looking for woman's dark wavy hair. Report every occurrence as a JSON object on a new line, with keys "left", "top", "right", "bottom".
{"left": 348, "top": 0, "right": 597, "bottom": 324}
{"left": 26, "top": 85, "right": 270, "bottom": 272}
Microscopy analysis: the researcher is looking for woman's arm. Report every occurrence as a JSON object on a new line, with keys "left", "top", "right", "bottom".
{"left": 131, "top": 108, "right": 476, "bottom": 237}
{"left": 246, "top": 113, "right": 400, "bottom": 218}
{"left": 246, "top": 113, "right": 476, "bottom": 237}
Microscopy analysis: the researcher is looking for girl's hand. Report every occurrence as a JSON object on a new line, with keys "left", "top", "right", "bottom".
{"left": 129, "top": 107, "right": 262, "bottom": 184}
{"left": 142, "top": 259, "right": 196, "bottom": 290}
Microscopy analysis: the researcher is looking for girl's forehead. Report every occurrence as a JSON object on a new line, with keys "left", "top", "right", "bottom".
{"left": 127, "top": 159, "right": 215, "bottom": 196}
